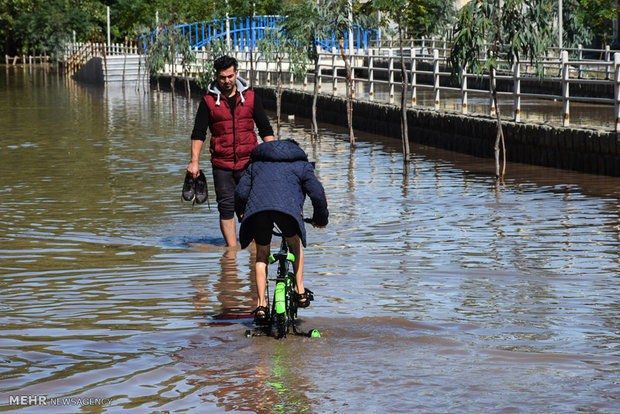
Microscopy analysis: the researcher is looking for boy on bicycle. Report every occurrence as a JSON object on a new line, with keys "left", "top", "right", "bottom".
{"left": 234, "top": 139, "right": 328, "bottom": 324}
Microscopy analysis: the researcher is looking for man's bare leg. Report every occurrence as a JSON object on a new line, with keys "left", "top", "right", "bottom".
{"left": 220, "top": 218, "right": 238, "bottom": 247}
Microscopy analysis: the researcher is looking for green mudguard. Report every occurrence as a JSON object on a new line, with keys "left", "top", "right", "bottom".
{"left": 275, "top": 282, "right": 286, "bottom": 314}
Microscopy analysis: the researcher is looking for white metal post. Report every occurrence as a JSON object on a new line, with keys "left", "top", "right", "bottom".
{"left": 614, "top": 53, "right": 620, "bottom": 132}
{"left": 558, "top": 0, "right": 563, "bottom": 50}
{"left": 411, "top": 48, "right": 417, "bottom": 106}
{"left": 606, "top": 45, "right": 611, "bottom": 79}
{"left": 389, "top": 48, "right": 394, "bottom": 104}
{"left": 561, "top": 50, "right": 570, "bottom": 127}
{"left": 225, "top": 0, "right": 231, "bottom": 50}
{"left": 577, "top": 44, "right": 583, "bottom": 78}
{"left": 513, "top": 63, "right": 521, "bottom": 122}
{"left": 318, "top": 48, "right": 323, "bottom": 93}
{"left": 107, "top": 7, "right": 111, "bottom": 47}
{"left": 433, "top": 49, "right": 440, "bottom": 110}
{"left": 368, "top": 47, "right": 374, "bottom": 100}
{"left": 461, "top": 66, "right": 467, "bottom": 114}
{"left": 489, "top": 68, "right": 496, "bottom": 117}
{"left": 332, "top": 49, "right": 338, "bottom": 95}
{"left": 348, "top": 0, "right": 354, "bottom": 53}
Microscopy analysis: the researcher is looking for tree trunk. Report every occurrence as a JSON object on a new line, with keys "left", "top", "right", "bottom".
{"left": 276, "top": 57, "right": 282, "bottom": 139}
{"left": 170, "top": 35, "right": 176, "bottom": 101}
{"left": 339, "top": 38, "right": 355, "bottom": 147}
{"left": 311, "top": 54, "right": 319, "bottom": 139}
{"left": 249, "top": 47, "right": 254, "bottom": 88}
{"left": 491, "top": 71, "right": 506, "bottom": 178}
{"left": 185, "top": 69, "right": 190, "bottom": 96}
{"left": 398, "top": 21, "right": 410, "bottom": 162}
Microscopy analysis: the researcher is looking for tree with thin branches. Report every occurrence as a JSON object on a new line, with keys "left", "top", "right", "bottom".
{"left": 257, "top": 27, "right": 309, "bottom": 138}
{"left": 374, "top": 0, "right": 412, "bottom": 162}
{"left": 449, "top": 0, "right": 554, "bottom": 178}
{"left": 281, "top": 0, "right": 334, "bottom": 139}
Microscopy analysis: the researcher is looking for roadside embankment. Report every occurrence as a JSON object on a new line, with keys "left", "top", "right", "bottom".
{"left": 254, "top": 86, "right": 620, "bottom": 177}
{"left": 153, "top": 75, "right": 620, "bottom": 177}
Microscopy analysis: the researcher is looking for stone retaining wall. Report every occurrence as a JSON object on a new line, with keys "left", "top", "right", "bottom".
{"left": 254, "top": 86, "right": 620, "bottom": 177}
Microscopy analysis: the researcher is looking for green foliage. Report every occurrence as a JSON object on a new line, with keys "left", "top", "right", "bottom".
{"left": 578, "top": 0, "right": 619, "bottom": 45}
{"left": 281, "top": 0, "right": 332, "bottom": 62}
{"left": 147, "top": 22, "right": 196, "bottom": 78}
{"left": 227, "top": 0, "right": 284, "bottom": 17}
{"left": 258, "top": 27, "right": 309, "bottom": 79}
{"left": 196, "top": 38, "right": 230, "bottom": 90}
{"left": 562, "top": 0, "right": 594, "bottom": 48}
{"left": 365, "top": 0, "right": 456, "bottom": 38}
{"left": 11, "top": 0, "right": 105, "bottom": 58}
{"left": 449, "top": 0, "right": 555, "bottom": 79}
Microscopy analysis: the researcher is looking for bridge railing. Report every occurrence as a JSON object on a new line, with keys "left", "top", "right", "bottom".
{"left": 169, "top": 15, "right": 285, "bottom": 50}
{"left": 151, "top": 15, "right": 379, "bottom": 52}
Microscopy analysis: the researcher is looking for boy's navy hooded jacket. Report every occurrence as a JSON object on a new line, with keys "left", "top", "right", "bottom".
{"left": 234, "top": 140, "right": 329, "bottom": 249}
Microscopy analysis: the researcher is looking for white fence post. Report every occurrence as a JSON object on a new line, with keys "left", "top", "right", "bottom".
{"left": 317, "top": 49, "right": 322, "bottom": 93}
{"left": 351, "top": 51, "right": 356, "bottom": 98}
{"left": 513, "top": 63, "right": 521, "bottom": 122}
{"left": 332, "top": 49, "right": 338, "bottom": 95}
{"left": 577, "top": 44, "right": 583, "bottom": 78}
{"left": 605, "top": 45, "right": 611, "bottom": 79}
{"left": 489, "top": 68, "right": 496, "bottom": 117}
{"left": 388, "top": 48, "right": 394, "bottom": 104}
{"left": 461, "top": 66, "right": 467, "bottom": 114}
{"left": 368, "top": 47, "right": 374, "bottom": 100}
{"left": 411, "top": 48, "right": 417, "bottom": 106}
{"left": 614, "top": 53, "right": 620, "bottom": 132}
{"left": 433, "top": 49, "right": 440, "bottom": 110}
{"left": 561, "top": 50, "right": 570, "bottom": 127}
{"left": 255, "top": 50, "right": 260, "bottom": 86}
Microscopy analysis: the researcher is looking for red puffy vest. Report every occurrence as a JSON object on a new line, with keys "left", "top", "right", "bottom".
{"left": 204, "top": 90, "right": 257, "bottom": 170}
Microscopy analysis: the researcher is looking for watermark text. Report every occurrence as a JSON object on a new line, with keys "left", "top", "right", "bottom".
{"left": 8, "top": 395, "right": 111, "bottom": 407}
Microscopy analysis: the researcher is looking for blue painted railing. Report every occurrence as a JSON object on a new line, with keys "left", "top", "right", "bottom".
{"left": 151, "top": 15, "right": 379, "bottom": 52}
{"left": 175, "top": 15, "right": 284, "bottom": 50}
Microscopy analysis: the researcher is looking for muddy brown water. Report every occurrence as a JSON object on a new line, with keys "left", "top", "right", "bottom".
{"left": 1, "top": 68, "right": 619, "bottom": 413}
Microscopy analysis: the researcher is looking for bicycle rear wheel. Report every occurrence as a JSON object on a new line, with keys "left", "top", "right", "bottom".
{"left": 274, "top": 280, "right": 288, "bottom": 338}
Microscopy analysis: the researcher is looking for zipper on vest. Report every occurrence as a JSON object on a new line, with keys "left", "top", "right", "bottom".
{"left": 232, "top": 97, "right": 237, "bottom": 167}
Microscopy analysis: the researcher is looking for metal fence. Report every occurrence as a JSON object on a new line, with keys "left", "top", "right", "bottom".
{"left": 61, "top": 13, "right": 620, "bottom": 132}
{"left": 183, "top": 44, "right": 620, "bottom": 132}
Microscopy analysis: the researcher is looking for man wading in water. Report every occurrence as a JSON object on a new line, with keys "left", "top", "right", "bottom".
{"left": 186, "top": 55, "right": 274, "bottom": 247}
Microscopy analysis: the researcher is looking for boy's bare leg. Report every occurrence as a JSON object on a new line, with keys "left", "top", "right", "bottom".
{"left": 286, "top": 235, "right": 305, "bottom": 296}
{"left": 254, "top": 243, "right": 270, "bottom": 310}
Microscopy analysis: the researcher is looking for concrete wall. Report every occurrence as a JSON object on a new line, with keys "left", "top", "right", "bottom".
{"left": 254, "top": 86, "right": 620, "bottom": 177}
{"left": 72, "top": 57, "right": 104, "bottom": 84}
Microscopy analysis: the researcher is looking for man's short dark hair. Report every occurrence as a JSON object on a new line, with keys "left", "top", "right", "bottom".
{"left": 214, "top": 55, "right": 238, "bottom": 73}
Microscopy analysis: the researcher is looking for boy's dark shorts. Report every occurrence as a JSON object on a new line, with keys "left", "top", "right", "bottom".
{"left": 249, "top": 211, "right": 300, "bottom": 246}
{"left": 212, "top": 167, "right": 246, "bottom": 220}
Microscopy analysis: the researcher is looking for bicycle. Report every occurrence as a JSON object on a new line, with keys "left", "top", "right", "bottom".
{"left": 245, "top": 221, "right": 321, "bottom": 339}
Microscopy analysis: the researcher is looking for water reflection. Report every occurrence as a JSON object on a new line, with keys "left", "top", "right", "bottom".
{"left": 191, "top": 246, "right": 256, "bottom": 324}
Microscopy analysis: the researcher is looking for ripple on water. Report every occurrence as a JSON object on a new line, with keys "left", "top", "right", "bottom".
{"left": 1, "top": 70, "right": 620, "bottom": 412}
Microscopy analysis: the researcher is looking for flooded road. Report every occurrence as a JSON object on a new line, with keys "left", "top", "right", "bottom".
{"left": 1, "top": 68, "right": 619, "bottom": 413}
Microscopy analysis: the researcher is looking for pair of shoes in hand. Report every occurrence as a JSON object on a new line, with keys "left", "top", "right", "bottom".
{"left": 182, "top": 170, "right": 208, "bottom": 204}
